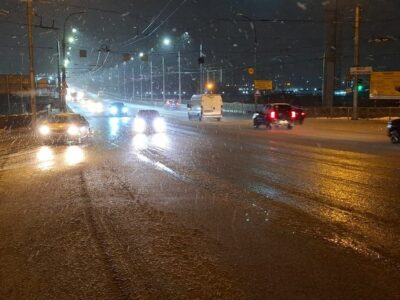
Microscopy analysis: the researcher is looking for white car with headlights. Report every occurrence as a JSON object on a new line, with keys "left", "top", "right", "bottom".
{"left": 38, "top": 113, "right": 91, "bottom": 144}
{"left": 133, "top": 110, "right": 166, "bottom": 133}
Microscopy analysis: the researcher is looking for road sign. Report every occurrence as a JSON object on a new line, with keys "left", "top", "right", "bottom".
{"left": 370, "top": 71, "right": 400, "bottom": 99}
{"left": 350, "top": 66, "right": 373, "bottom": 75}
{"left": 247, "top": 67, "right": 255, "bottom": 76}
{"left": 38, "top": 79, "right": 49, "bottom": 89}
{"left": 254, "top": 80, "right": 273, "bottom": 90}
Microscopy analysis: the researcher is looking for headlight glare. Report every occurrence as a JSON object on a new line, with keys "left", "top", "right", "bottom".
{"left": 153, "top": 117, "right": 166, "bottom": 132}
{"left": 67, "top": 125, "right": 80, "bottom": 135}
{"left": 39, "top": 125, "right": 50, "bottom": 135}
{"left": 134, "top": 118, "right": 146, "bottom": 133}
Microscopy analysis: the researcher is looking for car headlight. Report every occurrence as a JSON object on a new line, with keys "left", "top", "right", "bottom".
{"left": 39, "top": 125, "right": 50, "bottom": 135}
{"left": 134, "top": 118, "right": 146, "bottom": 133}
{"left": 122, "top": 107, "right": 128, "bottom": 113}
{"left": 80, "top": 126, "right": 88, "bottom": 133}
{"left": 110, "top": 106, "right": 118, "bottom": 115}
{"left": 95, "top": 103, "right": 104, "bottom": 113}
{"left": 153, "top": 117, "right": 166, "bottom": 132}
{"left": 67, "top": 125, "right": 80, "bottom": 135}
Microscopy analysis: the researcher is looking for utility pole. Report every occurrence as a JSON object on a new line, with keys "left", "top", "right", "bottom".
{"left": 199, "top": 43, "right": 203, "bottom": 94}
{"left": 150, "top": 60, "right": 153, "bottom": 102}
{"left": 322, "top": 0, "right": 337, "bottom": 108}
{"left": 27, "top": 0, "right": 37, "bottom": 123}
{"left": 57, "top": 41, "right": 62, "bottom": 105}
{"left": 352, "top": 4, "right": 361, "bottom": 120}
{"left": 132, "top": 63, "right": 135, "bottom": 102}
{"left": 162, "top": 56, "right": 166, "bottom": 103}
{"left": 178, "top": 50, "right": 182, "bottom": 103}
{"left": 123, "top": 62, "right": 127, "bottom": 100}
{"left": 140, "top": 63, "right": 143, "bottom": 101}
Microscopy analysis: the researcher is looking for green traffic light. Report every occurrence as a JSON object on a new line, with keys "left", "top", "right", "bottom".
{"left": 357, "top": 85, "right": 364, "bottom": 92}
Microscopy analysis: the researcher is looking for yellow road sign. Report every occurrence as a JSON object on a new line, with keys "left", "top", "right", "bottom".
{"left": 254, "top": 80, "right": 273, "bottom": 90}
{"left": 370, "top": 71, "right": 400, "bottom": 99}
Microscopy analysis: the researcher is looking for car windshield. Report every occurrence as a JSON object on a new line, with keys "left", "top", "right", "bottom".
{"left": 111, "top": 102, "right": 124, "bottom": 107}
{"left": 137, "top": 110, "right": 160, "bottom": 118}
{"left": 47, "top": 114, "right": 84, "bottom": 123}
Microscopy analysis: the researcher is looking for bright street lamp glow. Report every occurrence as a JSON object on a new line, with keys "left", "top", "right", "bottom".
{"left": 163, "top": 38, "right": 171, "bottom": 46}
{"left": 68, "top": 37, "right": 74, "bottom": 43}
{"left": 64, "top": 59, "right": 69, "bottom": 67}
{"left": 72, "top": 28, "right": 77, "bottom": 33}
{"left": 139, "top": 52, "right": 144, "bottom": 58}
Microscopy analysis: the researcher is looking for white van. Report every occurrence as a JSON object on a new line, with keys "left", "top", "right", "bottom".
{"left": 187, "top": 94, "right": 223, "bottom": 121}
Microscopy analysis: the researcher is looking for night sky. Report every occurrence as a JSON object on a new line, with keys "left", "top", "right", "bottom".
{"left": 0, "top": 0, "right": 399, "bottom": 90}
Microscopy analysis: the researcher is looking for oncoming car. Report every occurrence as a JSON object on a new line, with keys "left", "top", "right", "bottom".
{"left": 133, "top": 110, "right": 166, "bottom": 133}
{"left": 38, "top": 113, "right": 91, "bottom": 144}
{"left": 109, "top": 102, "right": 129, "bottom": 116}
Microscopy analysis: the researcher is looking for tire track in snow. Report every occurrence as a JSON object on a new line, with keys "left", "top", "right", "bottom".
{"left": 79, "top": 171, "right": 136, "bottom": 300}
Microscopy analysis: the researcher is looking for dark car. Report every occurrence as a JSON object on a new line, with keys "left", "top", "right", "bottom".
{"left": 109, "top": 102, "right": 129, "bottom": 116}
{"left": 292, "top": 106, "right": 306, "bottom": 124}
{"left": 387, "top": 119, "right": 400, "bottom": 144}
{"left": 253, "top": 103, "right": 296, "bottom": 130}
{"left": 133, "top": 110, "right": 166, "bottom": 133}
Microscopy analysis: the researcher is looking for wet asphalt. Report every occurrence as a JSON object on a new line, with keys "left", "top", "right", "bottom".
{"left": 0, "top": 101, "right": 399, "bottom": 299}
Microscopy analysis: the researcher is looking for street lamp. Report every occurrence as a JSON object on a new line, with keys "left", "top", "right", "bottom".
{"left": 163, "top": 37, "right": 171, "bottom": 46}
{"left": 61, "top": 11, "right": 86, "bottom": 112}
{"left": 72, "top": 28, "right": 77, "bottom": 33}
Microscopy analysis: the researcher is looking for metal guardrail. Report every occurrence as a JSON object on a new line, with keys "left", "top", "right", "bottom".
{"left": 0, "top": 110, "right": 48, "bottom": 129}
{"left": 98, "top": 92, "right": 400, "bottom": 120}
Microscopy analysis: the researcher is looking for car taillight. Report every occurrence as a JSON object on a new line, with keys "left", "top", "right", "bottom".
{"left": 301, "top": 112, "right": 305, "bottom": 116}
{"left": 291, "top": 111, "right": 296, "bottom": 119}
{"left": 270, "top": 111, "right": 276, "bottom": 119}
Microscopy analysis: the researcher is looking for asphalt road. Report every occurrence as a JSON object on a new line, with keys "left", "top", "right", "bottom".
{"left": 0, "top": 100, "right": 399, "bottom": 299}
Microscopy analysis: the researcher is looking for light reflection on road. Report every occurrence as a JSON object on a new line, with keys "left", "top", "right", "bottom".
{"left": 36, "top": 145, "right": 86, "bottom": 170}
{"left": 132, "top": 133, "right": 169, "bottom": 150}
{"left": 108, "top": 117, "right": 130, "bottom": 137}
{"left": 64, "top": 146, "right": 85, "bottom": 166}
{"left": 36, "top": 146, "right": 54, "bottom": 171}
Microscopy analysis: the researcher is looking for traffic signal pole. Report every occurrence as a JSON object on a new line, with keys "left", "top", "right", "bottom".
{"left": 352, "top": 4, "right": 361, "bottom": 120}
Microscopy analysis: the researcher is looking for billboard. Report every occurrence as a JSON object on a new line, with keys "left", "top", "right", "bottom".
{"left": 370, "top": 71, "right": 400, "bottom": 99}
{"left": 0, "top": 74, "right": 30, "bottom": 94}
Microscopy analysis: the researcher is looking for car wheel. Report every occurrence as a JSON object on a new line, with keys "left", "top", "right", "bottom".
{"left": 390, "top": 133, "right": 400, "bottom": 144}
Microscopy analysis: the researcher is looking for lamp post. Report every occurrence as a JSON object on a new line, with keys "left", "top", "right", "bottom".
{"left": 237, "top": 13, "right": 259, "bottom": 111}
{"left": 61, "top": 11, "right": 86, "bottom": 112}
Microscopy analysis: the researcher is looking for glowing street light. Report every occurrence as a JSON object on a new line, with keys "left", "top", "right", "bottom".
{"left": 72, "top": 28, "right": 77, "bottom": 33}
{"left": 163, "top": 37, "right": 171, "bottom": 46}
{"left": 139, "top": 52, "right": 144, "bottom": 58}
{"left": 206, "top": 82, "right": 214, "bottom": 93}
{"left": 68, "top": 36, "right": 75, "bottom": 43}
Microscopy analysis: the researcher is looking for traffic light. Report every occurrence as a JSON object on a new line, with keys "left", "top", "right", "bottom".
{"left": 357, "top": 79, "right": 364, "bottom": 92}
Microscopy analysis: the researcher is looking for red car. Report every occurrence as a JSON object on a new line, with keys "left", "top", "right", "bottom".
{"left": 164, "top": 99, "right": 180, "bottom": 110}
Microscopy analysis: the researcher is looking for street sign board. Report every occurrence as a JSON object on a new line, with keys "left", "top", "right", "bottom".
{"left": 254, "top": 80, "right": 273, "bottom": 90}
{"left": 350, "top": 66, "right": 373, "bottom": 75}
{"left": 370, "top": 71, "right": 400, "bottom": 99}
{"left": 0, "top": 74, "right": 30, "bottom": 94}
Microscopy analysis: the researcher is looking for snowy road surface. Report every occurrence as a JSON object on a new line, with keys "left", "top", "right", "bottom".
{"left": 0, "top": 101, "right": 399, "bottom": 299}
